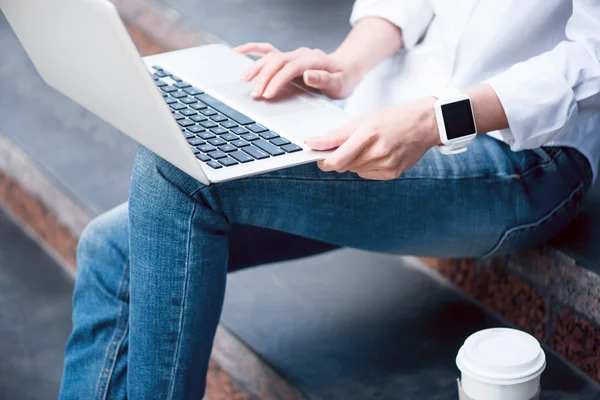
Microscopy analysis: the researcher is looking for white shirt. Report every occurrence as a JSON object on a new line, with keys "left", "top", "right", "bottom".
{"left": 345, "top": 0, "right": 600, "bottom": 181}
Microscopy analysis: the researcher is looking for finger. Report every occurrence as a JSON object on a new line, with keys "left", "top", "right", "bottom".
{"left": 357, "top": 169, "right": 398, "bottom": 181}
{"left": 262, "top": 53, "right": 339, "bottom": 98}
{"left": 305, "top": 122, "right": 356, "bottom": 151}
{"left": 242, "top": 56, "right": 269, "bottom": 82}
{"left": 303, "top": 70, "right": 343, "bottom": 93}
{"left": 234, "top": 42, "right": 280, "bottom": 56}
{"left": 345, "top": 146, "right": 393, "bottom": 173}
{"left": 320, "top": 129, "right": 372, "bottom": 172}
{"left": 252, "top": 48, "right": 310, "bottom": 97}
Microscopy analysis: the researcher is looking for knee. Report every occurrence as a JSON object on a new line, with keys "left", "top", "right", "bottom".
{"left": 77, "top": 203, "right": 129, "bottom": 274}
{"left": 131, "top": 146, "right": 203, "bottom": 199}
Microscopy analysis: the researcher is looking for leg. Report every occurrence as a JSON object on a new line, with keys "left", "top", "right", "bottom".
{"left": 60, "top": 208, "right": 336, "bottom": 398}
{"left": 60, "top": 204, "right": 130, "bottom": 400}
{"left": 127, "top": 135, "right": 591, "bottom": 398}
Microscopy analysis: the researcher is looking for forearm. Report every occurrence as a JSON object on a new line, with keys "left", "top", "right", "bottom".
{"left": 423, "top": 84, "right": 509, "bottom": 147}
{"left": 464, "top": 84, "right": 509, "bottom": 135}
{"left": 331, "top": 17, "right": 403, "bottom": 80}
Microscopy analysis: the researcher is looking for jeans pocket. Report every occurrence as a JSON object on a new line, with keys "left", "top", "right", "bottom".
{"left": 482, "top": 182, "right": 586, "bottom": 258}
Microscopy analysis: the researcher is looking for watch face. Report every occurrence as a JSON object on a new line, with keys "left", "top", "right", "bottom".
{"left": 441, "top": 99, "right": 476, "bottom": 140}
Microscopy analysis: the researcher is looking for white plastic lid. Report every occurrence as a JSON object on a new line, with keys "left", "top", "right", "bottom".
{"left": 456, "top": 328, "right": 546, "bottom": 385}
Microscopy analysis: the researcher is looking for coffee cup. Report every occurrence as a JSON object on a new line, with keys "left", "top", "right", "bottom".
{"left": 456, "top": 328, "right": 546, "bottom": 400}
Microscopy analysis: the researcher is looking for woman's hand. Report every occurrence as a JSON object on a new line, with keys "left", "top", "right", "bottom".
{"left": 234, "top": 42, "right": 364, "bottom": 100}
{"left": 305, "top": 97, "right": 442, "bottom": 180}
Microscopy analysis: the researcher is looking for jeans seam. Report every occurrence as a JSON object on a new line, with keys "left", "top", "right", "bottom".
{"left": 231, "top": 152, "right": 562, "bottom": 184}
{"left": 94, "top": 262, "right": 130, "bottom": 400}
{"left": 481, "top": 182, "right": 584, "bottom": 258}
{"left": 167, "top": 202, "right": 195, "bottom": 400}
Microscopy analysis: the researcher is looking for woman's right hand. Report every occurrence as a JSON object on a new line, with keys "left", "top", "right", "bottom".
{"left": 234, "top": 42, "right": 364, "bottom": 100}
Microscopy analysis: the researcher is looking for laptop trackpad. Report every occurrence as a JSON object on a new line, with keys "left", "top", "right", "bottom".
{"left": 213, "top": 80, "right": 327, "bottom": 118}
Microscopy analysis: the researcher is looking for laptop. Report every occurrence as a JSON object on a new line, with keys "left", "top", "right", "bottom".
{"left": 0, "top": 0, "right": 351, "bottom": 185}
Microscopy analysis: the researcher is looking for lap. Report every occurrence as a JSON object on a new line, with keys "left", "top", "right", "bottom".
{"left": 134, "top": 135, "right": 591, "bottom": 258}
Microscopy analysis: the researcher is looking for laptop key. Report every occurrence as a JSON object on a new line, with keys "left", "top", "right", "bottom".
{"left": 208, "top": 150, "right": 227, "bottom": 159}
{"left": 198, "top": 144, "right": 215, "bottom": 153}
{"left": 281, "top": 143, "right": 303, "bottom": 153}
{"left": 258, "top": 131, "right": 279, "bottom": 140}
{"left": 200, "top": 108, "right": 217, "bottom": 116}
{"left": 231, "top": 139, "right": 250, "bottom": 148}
{"left": 221, "top": 133, "right": 238, "bottom": 141}
{"left": 196, "top": 94, "right": 255, "bottom": 125}
{"left": 184, "top": 87, "right": 203, "bottom": 96}
{"left": 190, "top": 147, "right": 200, "bottom": 154}
{"left": 210, "top": 127, "right": 228, "bottom": 135}
{"left": 172, "top": 91, "right": 188, "bottom": 99}
{"left": 219, "top": 144, "right": 237, "bottom": 153}
{"left": 221, "top": 120, "right": 238, "bottom": 129}
{"left": 154, "top": 71, "right": 168, "bottom": 78}
{"left": 152, "top": 66, "right": 163, "bottom": 72}
{"left": 173, "top": 113, "right": 185, "bottom": 120}
{"left": 219, "top": 157, "right": 239, "bottom": 167}
{"left": 230, "top": 151, "right": 254, "bottom": 163}
{"left": 196, "top": 153, "right": 211, "bottom": 162}
{"left": 210, "top": 114, "right": 228, "bottom": 123}
{"left": 200, "top": 120, "right": 218, "bottom": 129}
{"left": 183, "top": 131, "right": 196, "bottom": 139}
{"left": 191, "top": 115, "right": 207, "bottom": 123}
{"left": 270, "top": 137, "right": 290, "bottom": 146}
{"left": 208, "top": 138, "right": 226, "bottom": 146}
{"left": 165, "top": 97, "right": 178, "bottom": 104}
{"left": 253, "top": 140, "right": 285, "bottom": 156}
{"left": 169, "top": 75, "right": 183, "bottom": 82}
{"left": 190, "top": 102, "right": 207, "bottom": 110}
{"left": 187, "top": 125, "right": 205, "bottom": 134}
{"left": 178, "top": 119, "right": 195, "bottom": 127}
{"left": 187, "top": 137, "right": 205, "bottom": 146}
{"left": 207, "top": 161, "right": 223, "bottom": 169}
{"left": 170, "top": 103, "right": 186, "bottom": 111}
{"left": 247, "top": 123, "right": 268, "bottom": 133}
{"left": 242, "top": 146, "right": 270, "bottom": 160}
{"left": 181, "top": 97, "right": 198, "bottom": 105}
{"left": 198, "top": 132, "right": 216, "bottom": 140}
{"left": 175, "top": 81, "right": 191, "bottom": 89}
{"left": 161, "top": 85, "right": 178, "bottom": 93}
{"left": 180, "top": 109, "right": 197, "bottom": 117}
{"left": 155, "top": 80, "right": 168, "bottom": 87}
{"left": 231, "top": 127, "right": 249, "bottom": 135}
{"left": 241, "top": 133, "right": 259, "bottom": 141}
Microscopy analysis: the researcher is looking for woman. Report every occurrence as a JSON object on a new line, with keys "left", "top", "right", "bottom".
{"left": 61, "top": 1, "right": 600, "bottom": 398}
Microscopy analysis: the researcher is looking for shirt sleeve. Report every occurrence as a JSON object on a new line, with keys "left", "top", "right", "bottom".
{"left": 483, "top": 0, "right": 600, "bottom": 150}
{"left": 350, "top": 0, "right": 434, "bottom": 49}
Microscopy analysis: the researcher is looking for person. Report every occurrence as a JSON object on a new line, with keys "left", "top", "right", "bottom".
{"left": 60, "top": 0, "right": 600, "bottom": 399}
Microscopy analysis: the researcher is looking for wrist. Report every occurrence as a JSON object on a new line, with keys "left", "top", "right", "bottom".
{"left": 418, "top": 97, "right": 442, "bottom": 148}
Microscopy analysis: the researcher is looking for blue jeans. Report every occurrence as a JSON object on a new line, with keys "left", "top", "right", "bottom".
{"left": 60, "top": 135, "right": 592, "bottom": 399}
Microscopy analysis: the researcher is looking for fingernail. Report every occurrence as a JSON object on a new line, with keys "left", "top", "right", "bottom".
{"left": 241, "top": 73, "right": 247, "bottom": 80}
{"left": 305, "top": 71, "right": 316, "bottom": 83}
{"left": 263, "top": 89, "right": 273, "bottom": 98}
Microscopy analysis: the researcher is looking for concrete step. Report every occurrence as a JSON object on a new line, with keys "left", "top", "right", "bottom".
{"left": 0, "top": 206, "right": 73, "bottom": 400}
{"left": 220, "top": 249, "right": 600, "bottom": 399}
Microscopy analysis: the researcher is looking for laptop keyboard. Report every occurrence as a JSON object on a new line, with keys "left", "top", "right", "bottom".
{"left": 151, "top": 66, "right": 303, "bottom": 170}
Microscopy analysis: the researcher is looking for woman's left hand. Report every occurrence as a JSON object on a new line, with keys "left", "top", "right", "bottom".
{"left": 305, "top": 97, "right": 442, "bottom": 180}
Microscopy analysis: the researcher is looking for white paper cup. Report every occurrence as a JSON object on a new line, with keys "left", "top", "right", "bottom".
{"left": 456, "top": 328, "right": 546, "bottom": 400}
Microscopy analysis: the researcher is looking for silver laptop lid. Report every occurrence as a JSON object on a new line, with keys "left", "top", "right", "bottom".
{"left": 0, "top": 0, "right": 208, "bottom": 184}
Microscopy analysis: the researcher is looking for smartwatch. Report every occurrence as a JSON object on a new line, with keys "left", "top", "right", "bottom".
{"left": 433, "top": 89, "right": 478, "bottom": 155}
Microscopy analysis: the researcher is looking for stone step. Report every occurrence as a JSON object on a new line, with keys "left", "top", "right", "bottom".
{"left": 0, "top": 206, "right": 72, "bottom": 400}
